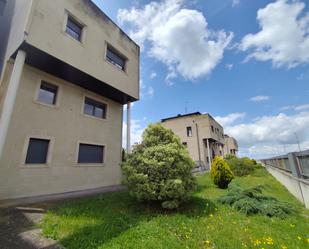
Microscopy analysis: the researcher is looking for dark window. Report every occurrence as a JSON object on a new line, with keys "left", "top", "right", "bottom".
{"left": 25, "top": 138, "right": 50, "bottom": 164}
{"left": 84, "top": 97, "right": 106, "bottom": 119}
{"left": 182, "top": 142, "right": 187, "bottom": 147}
{"left": 211, "top": 126, "right": 214, "bottom": 132}
{"left": 66, "top": 16, "right": 83, "bottom": 41}
{"left": 106, "top": 46, "right": 126, "bottom": 71}
{"left": 78, "top": 143, "right": 104, "bottom": 164}
{"left": 37, "top": 82, "right": 58, "bottom": 105}
{"left": 0, "top": 0, "right": 7, "bottom": 16}
{"left": 187, "top": 127, "right": 192, "bottom": 137}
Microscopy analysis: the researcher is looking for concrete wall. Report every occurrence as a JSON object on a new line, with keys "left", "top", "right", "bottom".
{"left": 266, "top": 166, "right": 309, "bottom": 209}
{"left": 25, "top": 0, "right": 139, "bottom": 99}
{"left": 0, "top": 61, "right": 123, "bottom": 200}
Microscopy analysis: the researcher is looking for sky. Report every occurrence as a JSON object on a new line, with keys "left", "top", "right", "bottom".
{"left": 92, "top": 0, "right": 309, "bottom": 159}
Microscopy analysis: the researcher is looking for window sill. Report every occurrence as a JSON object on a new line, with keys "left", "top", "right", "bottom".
{"left": 82, "top": 113, "right": 107, "bottom": 121}
{"left": 105, "top": 59, "right": 128, "bottom": 75}
{"left": 62, "top": 31, "right": 85, "bottom": 47}
{"left": 20, "top": 164, "right": 49, "bottom": 169}
{"left": 74, "top": 164, "right": 105, "bottom": 168}
{"left": 33, "top": 100, "right": 60, "bottom": 109}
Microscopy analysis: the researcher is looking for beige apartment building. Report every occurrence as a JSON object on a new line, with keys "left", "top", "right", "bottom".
{"left": 0, "top": 0, "right": 139, "bottom": 200}
{"left": 224, "top": 135, "right": 238, "bottom": 156}
{"left": 161, "top": 112, "right": 238, "bottom": 170}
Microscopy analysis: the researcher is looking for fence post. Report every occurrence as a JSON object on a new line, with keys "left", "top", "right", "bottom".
{"left": 288, "top": 153, "right": 302, "bottom": 178}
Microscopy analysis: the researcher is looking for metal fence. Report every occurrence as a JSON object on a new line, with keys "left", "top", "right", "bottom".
{"left": 261, "top": 150, "right": 309, "bottom": 180}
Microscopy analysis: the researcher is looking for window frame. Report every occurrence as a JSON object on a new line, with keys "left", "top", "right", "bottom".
{"left": 76, "top": 141, "right": 106, "bottom": 166}
{"left": 21, "top": 135, "right": 54, "bottom": 168}
{"left": 186, "top": 126, "right": 193, "bottom": 137}
{"left": 37, "top": 81, "right": 58, "bottom": 106}
{"left": 105, "top": 43, "right": 127, "bottom": 72}
{"left": 82, "top": 96, "right": 108, "bottom": 120}
{"left": 34, "top": 78, "right": 61, "bottom": 109}
{"left": 63, "top": 11, "right": 86, "bottom": 44}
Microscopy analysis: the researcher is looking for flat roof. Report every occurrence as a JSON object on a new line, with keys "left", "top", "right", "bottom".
{"left": 161, "top": 112, "right": 202, "bottom": 122}
{"left": 87, "top": 0, "right": 139, "bottom": 49}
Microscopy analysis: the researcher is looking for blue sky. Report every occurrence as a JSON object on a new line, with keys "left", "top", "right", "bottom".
{"left": 93, "top": 0, "right": 309, "bottom": 158}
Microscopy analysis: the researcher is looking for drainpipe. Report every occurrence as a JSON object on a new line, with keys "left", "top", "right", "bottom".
{"left": 207, "top": 138, "right": 211, "bottom": 170}
{"left": 126, "top": 102, "right": 131, "bottom": 153}
{"left": 0, "top": 50, "right": 26, "bottom": 159}
{"left": 195, "top": 122, "right": 201, "bottom": 168}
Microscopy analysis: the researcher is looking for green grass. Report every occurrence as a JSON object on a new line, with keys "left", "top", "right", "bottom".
{"left": 41, "top": 168, "right": 309, "bottom": 249}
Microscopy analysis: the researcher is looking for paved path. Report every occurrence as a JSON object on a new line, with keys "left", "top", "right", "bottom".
{"left": 0, "top": 203, "right": 61, "bottom": 249}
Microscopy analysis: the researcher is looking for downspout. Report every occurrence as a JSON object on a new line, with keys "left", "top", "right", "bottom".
{"left": 195, "top": 122, "right": 201, "bottom": 166}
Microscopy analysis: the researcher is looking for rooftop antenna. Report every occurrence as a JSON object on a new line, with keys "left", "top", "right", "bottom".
{"left": 185, "top": 101, "right": 189, "bottom": 114}
{"left": 294, "top": 132, "right": 301, "bottom": 152}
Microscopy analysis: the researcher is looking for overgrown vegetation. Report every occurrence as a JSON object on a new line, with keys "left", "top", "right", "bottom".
{"left": 225, "top": 155, "right": 261, "bottom": 176}
{"left": 122, "top": 124, "right": 196, "bottom": 209}
{"left": 41, "top": 168, "right": 309, "bottom": 249}
{"left": 210, "top": 156, "right": 234, "bottom": 189}
{"left": 218, "top": 184, "right": 295, "bottom": 218}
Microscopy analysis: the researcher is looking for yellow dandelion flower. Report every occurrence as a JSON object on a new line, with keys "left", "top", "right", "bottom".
{"left": 307, "top": 238, "right": 309, "bottom": 243}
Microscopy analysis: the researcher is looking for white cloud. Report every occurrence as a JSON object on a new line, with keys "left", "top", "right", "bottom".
{"left": 250, "top": 95, "right": 270, "bottom": 102}
{"left": 118, "top": 0, "right": 233, "bottom": 81}
{"left": 280, "top": 104, "right": 309, "bottom": 112}
{"left": 215, "top": 112, "right": 246, "bottom": 127}
{"left": 147, "top": 86, "right": 154, "bottom": 97}
{"left": 240, "top": 0, "right": 309, "bottom": 68}
{"left": 225, "top": 63, "right": 233, "bottom": 70}
{"left": 150, "top": 71, "right": 157, "bottom": 79}
{"left": 232, "top": 0, "right": 240, "bottom": 7}
{"left": 226, "top": 112, "right": 309, "bottom": 148}
{"left": 122, "top": 119, "right": 145, "bottom": 148}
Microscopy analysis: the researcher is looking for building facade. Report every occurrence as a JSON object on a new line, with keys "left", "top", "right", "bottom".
{"left": 224, "top": 135, "right": 238, "bottom": 156}
{"left": 161, "top": 112, "right": 239, "bottom": 170}
{"left": 0, "top": 0, "right": 139, "bottom": 200}
{"left": 161, "top": 112, "right": 227, "bottom": 170}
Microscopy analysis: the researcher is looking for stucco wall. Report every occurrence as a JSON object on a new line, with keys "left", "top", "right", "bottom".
{"left": 0, "top": 61, "right": 123, "bottom": 200}
{"left": 25, "top": 0, "right": 139, "bottom": 100}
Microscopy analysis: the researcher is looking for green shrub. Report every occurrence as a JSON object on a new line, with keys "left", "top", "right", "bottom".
{"left": 218, "top": 185, "right": 295, "bottom": 218}
{"left": 122, "top": 124, "right": 196, "bottom": 209}
{"left": 210, "top": 157, "right": 234, "bottom": 189}
{"left": 225, "top": 156, "right": 255, "bottom": 176}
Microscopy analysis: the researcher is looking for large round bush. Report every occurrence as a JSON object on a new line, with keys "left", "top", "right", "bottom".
{"left": 122, "top": 124, "right": 196, "bottom": 209}
{"left": 210, "top": 157, "right": 234, "bottom": 189}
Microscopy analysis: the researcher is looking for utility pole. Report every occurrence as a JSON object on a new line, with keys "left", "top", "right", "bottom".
{"left": 294, "top": 132, "right": 301, "bottom": 152}
{"left": 185, "top": 101, "right": 189, "bottom": 114}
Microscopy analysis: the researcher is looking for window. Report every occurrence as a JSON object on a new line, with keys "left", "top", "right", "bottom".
{"left": 78, "top": 143, "right": 104, "bottom": 164}
{"left": 25, "top": 138, "right": 50, "bottom": 164}
{"left": 187, "top": 127, "right": 192, "bottom": 137}
{"left": 182, "top": 142, "right": 187, "bottom": 147}
{"left": 84, "top": 97, "right": 107, "bottom": 119}
{"left": 37, "top": 81, "right": 58, "bottom": 105}
{"left": 106, "top": 46, "right": 126, "bottom": 71}
{"left": 66, "top": 15, "right": 83, "bottom": 41}
{"left": 0, "top": 0, "right": 6, "bottom": 16}
{"left": 211, "top": 125, "right": 214, "bottom": 132}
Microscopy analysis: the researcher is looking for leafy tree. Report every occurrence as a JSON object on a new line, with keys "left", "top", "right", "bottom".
{"left": 210, "top": 157, "right": 234, "bottom": 189}
{"left": 225, "top": 156, "right": 255, "bottom": 176}
{"left": 122, "top": 124, "right": 197, "bottom": 209}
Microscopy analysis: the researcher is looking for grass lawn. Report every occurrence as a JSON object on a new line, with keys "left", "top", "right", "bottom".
{"left": 41, "top": 168, "right": 309, "bottom": 249}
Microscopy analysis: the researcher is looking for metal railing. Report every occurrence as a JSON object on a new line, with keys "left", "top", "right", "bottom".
{"left": 261, "top": 150, "right": 309, "bottom": 180}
